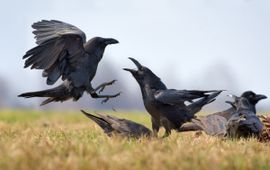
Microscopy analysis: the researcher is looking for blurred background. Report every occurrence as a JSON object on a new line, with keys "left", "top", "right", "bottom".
{"left": 0, "top": 0, "right": 269, "bottom": 111}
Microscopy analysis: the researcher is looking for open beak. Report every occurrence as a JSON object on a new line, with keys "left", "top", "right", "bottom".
{"left": 123, "top": 57, "right": 143, "bottom": 73}
{"left": 225, "top": 101, "right": 237, "bottom": 109}
{"left": 104, "top": 38, "right": 119, "bottom": 45}
{"left": 255, "top": 94, "right": 267, "bottom": 101}
{"left": 128, "top": 57, "right": 143, "bottom": 70}
{"left": 123, "top": 68, "right": 137, "bottom": 74}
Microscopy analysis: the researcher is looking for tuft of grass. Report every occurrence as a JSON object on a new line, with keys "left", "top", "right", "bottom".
{"left": 0, "top": 109, "right": 270, "bottom": 170}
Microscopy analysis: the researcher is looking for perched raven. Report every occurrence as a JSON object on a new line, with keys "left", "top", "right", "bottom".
{"left": 81, "top": 110, "right": 152, "bottom": 138}
{"left": 18, "top": 20, "right": 120, "bottom": 105}
{"left": 179, "top": 91, "right": 267, "bottom": 132}
{"left": 123, "top": 57, "right": 222, "bottom": 137}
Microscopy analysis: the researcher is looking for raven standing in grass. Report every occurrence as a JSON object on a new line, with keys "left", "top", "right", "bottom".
{"left": 179, "top": 91, "right": 267, "bottom": 132}
{"left": 123, "top": 57, "right": 222, "bottom": 137}
{"left": 81, "top": 110, "right": 152, "bottom": 138}
{"left": 18, "top": 20, "right": 120, "bottom": 105}
{"left": 225, "top": 97, "right": 264, "bottom": 138}
{"left": 189, "top": 96, "right": 264, "bottom": 138}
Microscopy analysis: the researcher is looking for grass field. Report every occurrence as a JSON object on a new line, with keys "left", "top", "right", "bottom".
{"left": 0, "top": 109, "right": 270, "bottom": 170}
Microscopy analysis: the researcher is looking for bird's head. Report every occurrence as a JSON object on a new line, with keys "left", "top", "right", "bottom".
{"left": 123, "top": 57, "right": 166, "bottom": 90}
{"left": 84, "top": 37, "right": 119, "bottom": 52}
{"left": 226, "top": 96, "right": 255, "bottom": 112}
{"left": 226, "top": 97, "right": 264, "bottom": 138}
{"left": 93, "top": 37, "right": 119, "bottom": 45}
{"left": 241, "top": 91, "right": 267, "bottom": 105}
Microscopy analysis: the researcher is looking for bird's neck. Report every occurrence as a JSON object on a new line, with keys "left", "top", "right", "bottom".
{"left": 140, "top": 85, "right": 152, "bottom": 99}
{"left": 93, "top": 48, "right": 105, "bottom": 62}
{"left": 85, "top": 44, "right": 106, "bottom": 62}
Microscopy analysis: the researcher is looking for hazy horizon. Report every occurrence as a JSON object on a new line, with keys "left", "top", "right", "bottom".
{"left": 0, "top": 0, "right": 269, "bottom": 111}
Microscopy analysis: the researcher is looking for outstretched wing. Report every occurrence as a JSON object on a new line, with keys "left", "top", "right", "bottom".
{"left": 154, "top": 89, "right": 217, "bottom": 105}
{"left": 23, "top": 20, "right": 87, "bottom": 85}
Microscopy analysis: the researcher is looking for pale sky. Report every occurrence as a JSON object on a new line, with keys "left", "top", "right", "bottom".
{"left": 0, "top": 0, "right": 269, "bottom": 110}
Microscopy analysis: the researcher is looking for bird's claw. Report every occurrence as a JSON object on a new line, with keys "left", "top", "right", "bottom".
{"left": 101, "top": 98, "right": 109, "bottom": 104}
{"left": 101, "top": 92, "right": 121, "bottom": 104}
{"left": 98, "top": 87, "right": 105, "bottom": 94}
{"left": 98, "top": 80, "right": 117, "bottom": 94}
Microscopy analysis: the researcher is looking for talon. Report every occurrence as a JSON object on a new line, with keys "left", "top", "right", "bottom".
{"left": 101, "top": 98, "right": 109, "bottom": 104}
{"left": 97, "top": 80, "right": 118, "bottom": 94}
{"left": 109, "top": 79, "right": 117, "bottom": 85}
{"left": 115, "top": 92, "right": 121, "bottom": 97}
{"left": 98, "top": 87, "right": 105, "bottom": 94}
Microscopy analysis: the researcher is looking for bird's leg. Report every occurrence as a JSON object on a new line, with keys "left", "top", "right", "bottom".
{"left": 87, "top": 83, "right": 121, "bottom": 103}
{"left": 162, "top": 129, "right": 171, "bottom": 138}
{"left": 151, "top": 117, "right": 160, "bottom": 138}
{"left": 161, "top": 118, "right": 172, "bottom": 138}
{"left": 92, "top": 80, "right": 117, "bottom": 94}
{"left": 97, "top": 93, "right": 121, "bottom": 104}
{"left": 89, "top": 91, "right": 121, "bottom": 103}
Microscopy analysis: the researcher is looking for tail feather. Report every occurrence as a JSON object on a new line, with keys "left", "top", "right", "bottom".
{"left": 188, "top": 91, "right": 223, "bottom": 115}
{"left": 18, "top": 84, "right": 71, "bottom": 105}
{"left": 80, "top": 110, "right": 112, "bottom": 133}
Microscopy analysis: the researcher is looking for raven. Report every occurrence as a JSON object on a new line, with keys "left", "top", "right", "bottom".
{"left": 226, "top": 96, "right": 264, "bottom": 138}
{"left": 190, "top": 96, "right": 264, "bottom": 138}
{"left": 123, "top": 57, "right": 222, "bottom": 137}
{"left": 81, "top": 110, "right": 152, "bottom": 138}
{"left": 179, "top": 91, "right": 267, "bottom": 132}
{"left": 18, "top": 20, "right": 120, "bottom": 105}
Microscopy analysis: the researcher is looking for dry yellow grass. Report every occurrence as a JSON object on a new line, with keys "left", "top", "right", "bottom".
{"left": 0, "top": 109, "right": 270, "bottom": 170}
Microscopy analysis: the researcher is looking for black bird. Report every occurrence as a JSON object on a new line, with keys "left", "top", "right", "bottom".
{"left": 189, "top": 96, "right": 264, "bottom": 138}
{"left": 81, "top": 110, "right": 152, "bottom": 138}
{"left": 18, "top": 20, "right": 120, "bottom": 105}
{"left": 225, "top": 96, "right": 264, "bottom": 138}
{"left": 123, "top": 57, "right": 222, "bottom": 137}
{"left": 179, "top": 91, "right": 267, "bottom": 132}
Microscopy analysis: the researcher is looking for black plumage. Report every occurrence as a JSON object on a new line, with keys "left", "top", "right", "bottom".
{"left": 18, "top": 20, "right": 120, "bottom": 105}
{"left": 81, "top": 110, "right": 152, "bottom": 138}
{"left": 124, "top": 57, "right": 222, "bottom": 137}
{"left": 183, "top": 95, "right": 265, "bottom": 138}
{"left": 226, "top": 97, "right": 264, "bottom": 138}
{"left": 179, "top": 91, "right": 267, "bottom": 132}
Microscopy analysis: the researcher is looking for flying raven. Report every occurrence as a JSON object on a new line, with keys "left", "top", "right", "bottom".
{"left": 123, "top": 57, "right": 222, "bottom": 137}
{"left": 81, "top": 110, "right": 152, "bottom": 138}
{"left": 18, "top": 20, "right": 120, "bottom": 105}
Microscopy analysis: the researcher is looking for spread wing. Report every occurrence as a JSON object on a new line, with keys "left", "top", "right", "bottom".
{"left": 154, "top": 89, "right": 216, "bottom": 105}
{"left": 23, "top": 20, "right": 87, "bottom": 85}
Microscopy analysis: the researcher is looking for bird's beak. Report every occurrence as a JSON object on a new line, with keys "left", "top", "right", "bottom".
{"left": 227, "top": 94, "right": 239, "bottom": 101}
{"left": 104, "top": 38, "right": 119, "bottom": 45}
{"left": 123, "top": 68, "right": 137, "bottom": 74}
{"left": 255, "top": 94, "right": 267, "bottom": 101}
{"left": 123, "top": 57, "right": 144, "bottom": 74}
{"left": 128, "top": 57, "right": 143, "bottom": 70}
{"left": 225, "top": 101, "right": 237, "bottom": 109}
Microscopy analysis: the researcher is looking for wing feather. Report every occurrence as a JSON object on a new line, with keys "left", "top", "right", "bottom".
{"left": 154, "top": 89, "right": 215, "bottom": 105}
{"left": 23, "top": 20, "right": 87, "bottom": 85}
